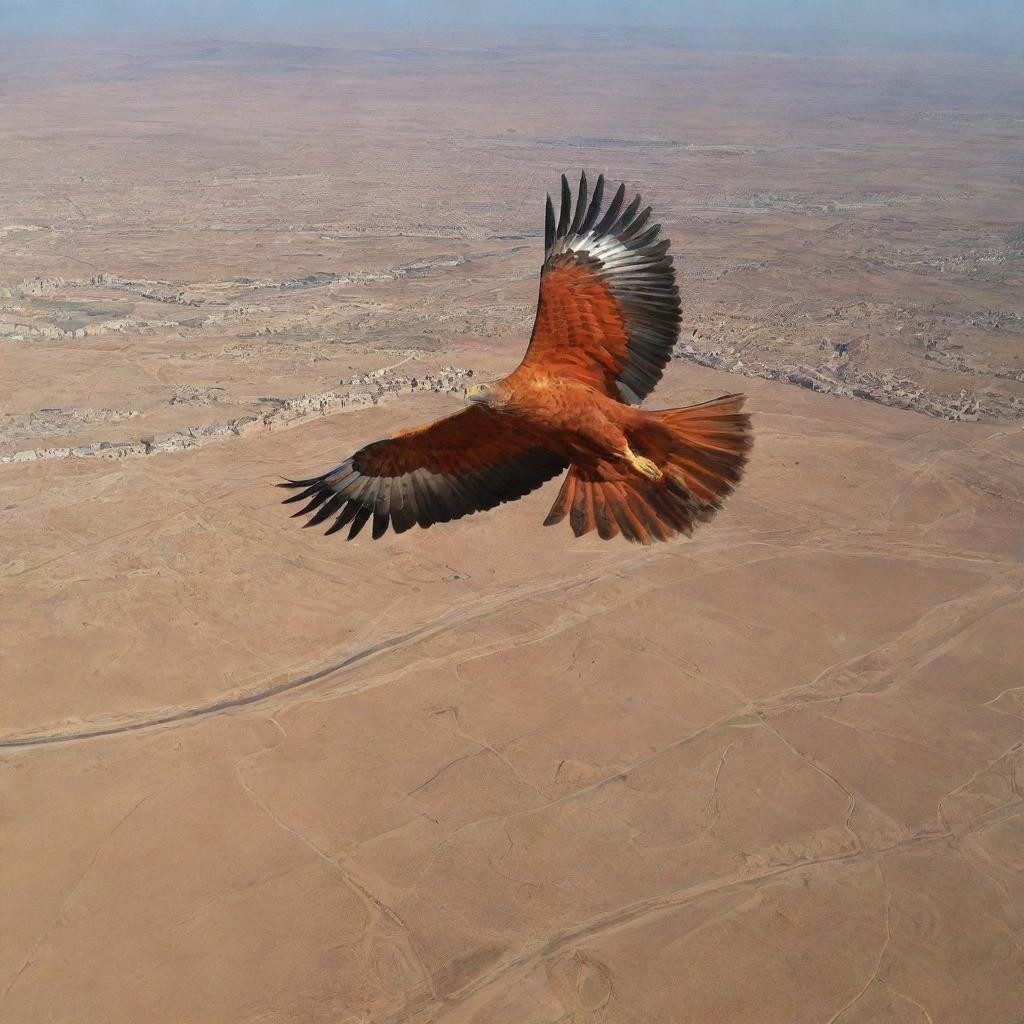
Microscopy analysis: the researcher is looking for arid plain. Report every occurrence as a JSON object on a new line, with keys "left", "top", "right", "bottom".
{"left": 2, "top": 32, "right": 1023, "bottom": 1023}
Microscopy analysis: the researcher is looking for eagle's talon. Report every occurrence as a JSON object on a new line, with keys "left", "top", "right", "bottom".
{"left": 635, "top": 457, "right": 663, "bottom": 481}
{"left": 624, "top": 448, "right": 663, "bottom": 480}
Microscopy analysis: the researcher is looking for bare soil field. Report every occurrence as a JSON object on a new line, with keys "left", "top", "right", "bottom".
{"left": 2, "top": 32, "right": 1022, "bottom": 1023}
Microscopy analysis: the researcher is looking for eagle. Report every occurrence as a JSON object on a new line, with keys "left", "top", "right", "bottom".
{"left": 280, "top": 172, "right": 751, "bottom": 544}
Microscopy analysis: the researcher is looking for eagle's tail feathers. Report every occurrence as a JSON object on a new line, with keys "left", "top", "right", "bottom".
{"left": 543, "top": 393, "right": 751, "bottom": 544}
{"left": 644, "top": 393, "right": 751, "bottom": 512}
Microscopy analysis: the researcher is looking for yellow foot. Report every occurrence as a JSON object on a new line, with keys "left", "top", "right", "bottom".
{"left": 625, "top": 449, "right": 663, "bottom": 481}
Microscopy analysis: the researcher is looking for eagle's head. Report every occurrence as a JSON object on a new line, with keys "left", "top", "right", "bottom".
{"left": 464, "top": 381, "right": 504, "bottom": 409}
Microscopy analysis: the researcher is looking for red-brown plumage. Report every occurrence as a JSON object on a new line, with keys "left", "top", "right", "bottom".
{"left": 280, "top": 172, "right": 752, "bottom": 543}
{"left": 356, "top": 406, "right": 549, "bottom": 477}
{"left": 522, "top": 260, "right": 629, "bottom": 394}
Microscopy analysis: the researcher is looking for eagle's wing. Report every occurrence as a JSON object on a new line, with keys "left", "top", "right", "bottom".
{"left": 279, "top": 405, "right": 567, "bottom": 540}
{"left": 519, "top": 172, "right": 682, "bottom": 404}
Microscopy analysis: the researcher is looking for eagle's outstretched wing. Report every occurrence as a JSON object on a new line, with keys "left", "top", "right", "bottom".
{"left": 519, "top": 172, "right": 681, "bottom": 404}
{"left": 281, "top": 173, "right": 681, "bottom": 541}
{"left": 279, "top": 406, "right": 566, "bottom": 540}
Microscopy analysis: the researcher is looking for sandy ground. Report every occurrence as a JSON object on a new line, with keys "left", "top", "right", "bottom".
{"left": 4, "top": 363, "right": 1023, "bottom": 1023}
{"left": 2, "top": 32, "right": 1023, "bottom": 1024}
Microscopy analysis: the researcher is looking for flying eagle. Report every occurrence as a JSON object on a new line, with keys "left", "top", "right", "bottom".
{"left": 280, "top": 172, "right": 751, "bottom": 544}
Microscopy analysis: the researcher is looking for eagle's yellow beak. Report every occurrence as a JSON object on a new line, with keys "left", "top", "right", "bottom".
{"left": 465, "top": 383, "right": 489, "bottom": 405}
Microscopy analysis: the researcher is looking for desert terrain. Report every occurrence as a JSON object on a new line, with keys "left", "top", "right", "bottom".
{"left": 1, "top": 32, "right": 1023, "bottom": 1023}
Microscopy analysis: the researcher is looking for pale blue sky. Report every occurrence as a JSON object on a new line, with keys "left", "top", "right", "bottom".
{"left": 1, "top": 0, "right": 1021, "bottom": 42}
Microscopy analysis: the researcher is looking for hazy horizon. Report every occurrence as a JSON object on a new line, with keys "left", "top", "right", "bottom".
{"left": 2, "top": 0, "right": 1023, "bottom": 49}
